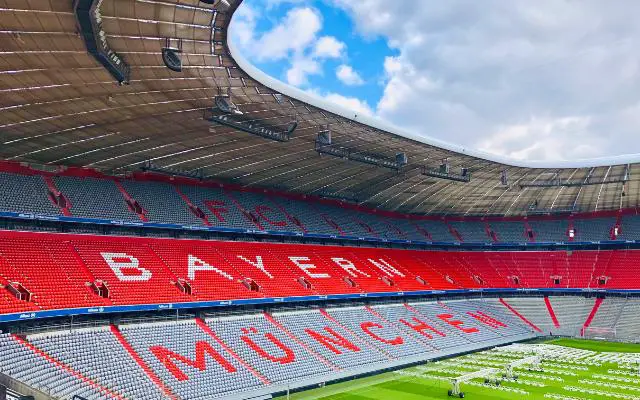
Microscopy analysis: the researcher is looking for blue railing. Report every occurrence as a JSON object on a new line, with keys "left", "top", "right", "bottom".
{"left": 1, "top": 287, "right": 637, "bottom": 324}
{"left": 0, "top": 211, "right": 634, "bottom": 248}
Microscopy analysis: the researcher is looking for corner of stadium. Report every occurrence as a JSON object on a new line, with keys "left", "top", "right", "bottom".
{"left": 0, "top": 0, "right": 639, "bottom": 399}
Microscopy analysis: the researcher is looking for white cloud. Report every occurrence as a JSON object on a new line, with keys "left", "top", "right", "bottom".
{"left": 238, "top": 7, "right": 322, "bottom": 62}
{"left": 233, "top": 5, "right": 352, "bottom": 88}
{"left": 265, "top": 0, "right": 309, "bottom": 9}
{"left": 336, "top": 64, "right": 365, "bottom": 86}
{"left": 286, "top": 57, "right": 321, "bottom": 86}
{"left": 260, "top": 7, "right": 321, "bottom": 60}
{"left": 230, "top": 3, "right": 257, "bottom": 50}
{"left": 324, "top": 93, "right": 374, "bottom": 117}
{"left": 330, "top": 0, "right": 640, "bottom": 160}
{"left": 477, "top": 116, "right": 604, "bottom": 161}
{"left": 305, "top": 88, "right": 374, "bottom": 117}
{"left": 314, "top": 36, "right": 346, "bottom": 59}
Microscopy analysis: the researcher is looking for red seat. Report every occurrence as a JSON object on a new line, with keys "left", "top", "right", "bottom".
{"left": 0, "top": 230, "right": 637, "bottom": 315}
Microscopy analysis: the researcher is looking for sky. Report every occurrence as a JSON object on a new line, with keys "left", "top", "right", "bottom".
{"left": 231, "top": 0, "right": 640, "bottom": 162}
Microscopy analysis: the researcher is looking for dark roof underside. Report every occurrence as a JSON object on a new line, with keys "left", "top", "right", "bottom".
{"left": 1, "top": 0, "right": 639, "bottom": 216}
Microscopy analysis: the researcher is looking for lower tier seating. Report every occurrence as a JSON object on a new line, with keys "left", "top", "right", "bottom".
{"left": 0, "top": 230, "right": 640, "bottom": 315}
{"left": 492, "top": 296, "right": 640, "bottom": 342}
{"left": 0, "top": 299, "right": 533, "bottom": 400}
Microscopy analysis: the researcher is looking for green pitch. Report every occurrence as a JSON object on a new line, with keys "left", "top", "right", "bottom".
{"left": 545, "top": 338, "right": 640, "bottom": 353}
{"left": 276, "top": 338, "right": 640, "bottom": 400}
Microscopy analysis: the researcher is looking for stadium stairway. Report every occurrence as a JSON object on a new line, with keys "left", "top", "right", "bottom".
{"left": 42, "top": 176, "right": 71, "bottom": 217}
{"left": 497, "top": 298, "right": 543, "bottom": 333}
{"left": 580, "top": 297, "right": 604, "bottom": 336}
{"left": 544, "top": 296, "right": 561, "bottom": 329}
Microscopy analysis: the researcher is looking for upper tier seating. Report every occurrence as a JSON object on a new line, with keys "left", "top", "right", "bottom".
{"left": 572, "top": 217, "right": 617, "bottom": 242}
{"left": 413, "top": 220, "right": 454, "bottom": 242}
{"left": 228, "top": 190, "right": 305, "bottom": 233}
{"left": 0, "top": 230, "right": 639, "bottom": 315}
{"left": 53, "top": 176, "right": 138, "bottom": 221}
{"left": 621, "top": 214, "right": 640, "bottom": 240}
{"left": 0, "top": 170, "right": 632, "bottom": 243}
{"left": 269, "top": 197, "right": 338, "bottom": 235}
{"left": 0, "top": 300, "right": 533, "bottom": 400}
{"left": 120, "top": 181, "right": 203, "bottom": 226}
{"left": 180, "top": 185, "right": 256, "bottom": 230}
{"left": 449, "top": 220, "right": 489, "bottom": 242}
{"left": 528, "top": 219, "right": 568, "bottom": 242}
{"left": 0, "top": 173, "right": 60, "bottom": 216}
{"left": 311, "top": 203, "right": 376, "bottom": 238}
{"left": 488, "top": 221, "right": 525, "bottom": 242}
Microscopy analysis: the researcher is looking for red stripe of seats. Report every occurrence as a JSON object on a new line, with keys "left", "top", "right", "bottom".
{"left": 544, "top": 296, "right": 561, "bottom": 328}
{"left": 109, "top": 325, "right": 178, "bottom": 400}
{"left": 498, "top": 298, "right": 542, "bottom": 333}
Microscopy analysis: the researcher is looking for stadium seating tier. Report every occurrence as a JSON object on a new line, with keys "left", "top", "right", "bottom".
{"left": 0, "top": 230, "right": 638, "bottom": 315}
{"left": 0, "top": 300, "right": 533, "bottom": 400}
{"left": 0, "top": 171, "right": 633, "bottom": 244}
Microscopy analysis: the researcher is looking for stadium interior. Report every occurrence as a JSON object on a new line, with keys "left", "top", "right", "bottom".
{"left": 0, "top": 0, "right": 639, "bottom": 399}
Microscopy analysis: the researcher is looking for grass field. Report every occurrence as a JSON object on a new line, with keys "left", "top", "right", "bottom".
{"left": 545, "top": 337, "right": 640, "bottom": 353}
{"left": 276, "top": 338, "right": 640, "bottom": 399}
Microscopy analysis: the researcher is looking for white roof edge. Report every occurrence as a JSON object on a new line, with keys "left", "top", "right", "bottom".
{"left": 227, "top": 7, "right": 640, "bottom": 170}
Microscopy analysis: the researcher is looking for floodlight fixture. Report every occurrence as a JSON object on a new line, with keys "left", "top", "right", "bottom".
{"left": 500, "top": 170, "right": 508, "bottom": 186}
{"left": 422, "top": 165, "right": 471, "bottom": 183}
{"left": 199, "top": 0, "right": 230, "bottom": 9}
{"left": 204, "top": 98, "right": 296, "bottom": 142}
{"left": 314, "top": 128, "right": 407, "bottom": 171}
{"left": 141, "top": 161, "right": 204, "bottom": 180}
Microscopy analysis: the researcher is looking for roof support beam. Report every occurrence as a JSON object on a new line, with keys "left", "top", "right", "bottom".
{"left": 74, "top": 0, "right": 130, "bottom": 84}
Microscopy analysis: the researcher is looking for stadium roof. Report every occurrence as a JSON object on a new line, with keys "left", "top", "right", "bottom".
{"left": 1, "top": 0, "right": 639, "bottom": 216}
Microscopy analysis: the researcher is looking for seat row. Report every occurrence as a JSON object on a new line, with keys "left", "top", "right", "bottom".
{"left": 0, "top": 230, "right": 639, "bottom": 315}
{"left": 0, "top": 172, "right": 635, "bottom": 243}
{"left": 490, "top": 296, "right": 640, "bottom": 342}
{"left": 0, "top": 300, "right": 533, "bottom": 400}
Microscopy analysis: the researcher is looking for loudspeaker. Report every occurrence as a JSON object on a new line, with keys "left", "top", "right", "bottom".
{"left": 162, "top": 48, "right": 182, "bottom": 72}
{"left": 396, "top": 152, "right": 408, "bottom": 166}
{"left": 317, "top": 129, "right": 332, "bottom": 145}
{"left": 287, "top": 121, "right": 298, "bottom": 135}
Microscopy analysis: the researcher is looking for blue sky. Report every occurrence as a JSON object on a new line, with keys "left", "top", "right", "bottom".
{"left": 232, "top": 0, "right": 640, "bottom": 162}
{"left": 248, "top": 0, "right": 389, "bottom": 100}
{"left": 233, "top": 0, "right": 393, "bottom": 117}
